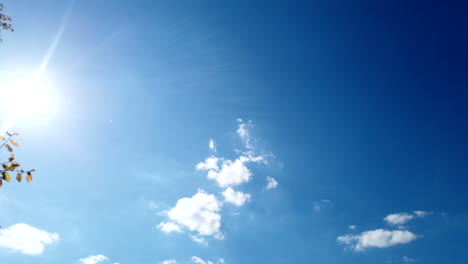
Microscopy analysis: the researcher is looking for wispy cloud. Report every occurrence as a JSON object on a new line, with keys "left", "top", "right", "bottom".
{"left": 236, "top": 119, "right": 253, "bottom": 149}
{"left": 348, "top": 225, "right": 357, "bottom": 230}
{"left": 222, "top": 187, "right": 251, "bottom": 207}
{"left": 191, "top": 256, "right": 213, "bottom": 264}
{"left": 161, "top": 260, "right": 177, "bottom": 264}
{"left": 337, "top": 229, "right": 417, "bottom": 251}
{"left": 313, "top": 199, "right": 333, "bottom": 213}
{"left": 265, "top": 176, "right": 278, "bottom": 190}
{"left": 0, "top": 223, "right": 59, "bottom": 255}
{"left": 190, "top": 235, "right": 207, "bottom": 245}
{"left": 403, "top": 256, "right": 415, "bottom": 262}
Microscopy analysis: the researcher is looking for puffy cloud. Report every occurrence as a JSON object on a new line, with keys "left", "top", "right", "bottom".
{"left": 337, "top": 229, "right": 417, "bottom": 251}
{"left": 0, "top": 223, "right": 59, "bottom": 255}
{"left": 191, "top": 256, "right": 213, "bottom": 264}
{"left": 166, "top": 190, "right": 222, "bottom": 237}
{"left": 209, "top": 139, "right": 217, "bottom": 152}
{"left": 79, "top": 255, "right": 108, "bottom": 264}
{"left": 384, "top": 213, "right": 414, "bottom": 226}
{"left": 161, "top": 260, "right": 177, "bottom": 264}
{"left": 403, "top": 256, "right": 415, "bottom": 262}
{"left": 222, "top": 187, "right": 251, "bottom": 207}
{"left": 190, "top": 235, "right": 207, "bottom": 245}
{"left": 157, "top": 222, "right": 182, "bottom": 233}
{"left": 198, "top": 155, "right": 263, "bottom": 188}
{"left": 265, "top": 176, "right": 278, "bottom": 190}
{"left": 313, "top": 199, "right": 333, "bottom": 213}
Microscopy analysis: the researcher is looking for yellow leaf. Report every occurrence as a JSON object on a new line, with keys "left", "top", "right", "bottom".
{"left": 16, "top": 173, "right": 22, "bottom": 182}
{"left": 26, "top": 174, "right": 32, "bottom": 183}
{"left": 5, "top": 144, "right": 12, "bottom": 152}
{"left": 10, "top": 140, "right": 19, "bottom": 147}
{"left": 8, "top": 154, "right": 14, "bottom": 162}
{"left": 10, "top": 162, "right": 20, "bottom": 170}
{"left": 0, "top": 179, "right": 2, "bottom": 188}
{"left": 0, "top": 135, "right": 4, "bottom": 140}
{"left": 3, "top": 172, "right": 11, "bottom": 182}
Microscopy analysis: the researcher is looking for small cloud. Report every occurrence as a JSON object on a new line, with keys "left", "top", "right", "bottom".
{"left": 403, "top": 256, "right": 415, "bottom": 262}
{"left": 161, "top": 260, "right": 177, "bottom": 264}
{"left": 0, "top": 223, "right": 59, "bottom": 255}
{"left": 313, "top": 199, "right": 333, "bottom": 213}
{"left": 384, "top": 211, "right": 432, "bottom": 226}
{"left": 413, "top": 210, "right": 432, "bottom": 218}
{"left": 337, "top": 229, "right": 417, "bottom": 251}
{"left": 190, "top": 235, "right": 207, "bottom": 245}
{"left": 384, "top": 213, "right": 414, "bottom": 226}
{"left": 348, "top": 225, "right": 357, "bottom": 230}
{"left": 265, "top": 176, "right": 278, "bottom": 190}
{"left": 222, "top": 187, "right": 251, "bottom": 207}
{"left": 191, "top": 256, "right": 213, "bottom": 264}
{"left": 209, "top": 139, "right": 217, "bottom": 152}
{"left": 79, "top": 255, "right": 108, "bottom": 264}
{"left": 157, "top": 222, "right": 182, "bottom": 233}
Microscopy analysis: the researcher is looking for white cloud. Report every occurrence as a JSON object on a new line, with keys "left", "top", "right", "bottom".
{"left": 209, "top": 139, "right": 217, "bottom": 152}
{"left": 414, "top": 210, "right": 432, "bottom": 218}
{"left": 166, "top": 190, "right": 222, "bottom": 237}
{"left": 0, "top": 223, "right": 59, "bottom": 255}
{"left": 198, "top": 155, "right": 263, "bottom": 188}
{"left": 236, "top": 120, "right": 253, "bottom": 149}
{"left": 265, "top": 176, "right": 278, "bottom": 190}
{"left": 348, "top": 225, "right": 357, "bottom": 230}
{"left": 337, "top": 229, "right": 417, "bottom": 251}
{"left": 196, "top": 157, "right": 219, "bottom": 171}
{"left": 79, "top": 255, "right": 108, "bottom": 264}
{"left": 222, "top": 187, "right": 251, "bottom": 207}
{"left": 191, "top": 256, "right": 213, "bottom": 264}
{"left": 313, "top": 199, "right": 333, "bottom": 213}
{"left": 403, "top": 256, "right": 415, "bottom": 262}
{"left": 190, "top": 235, "right": 207, "bottom": 245}
{"left": 384, "top": 213, "right": 414, "bottom": 226}
{"left": 161, "top": 260, "right": 177, "bottom": 264}
{"left": 157, "top": 222, "right": 182, "bottom": 233}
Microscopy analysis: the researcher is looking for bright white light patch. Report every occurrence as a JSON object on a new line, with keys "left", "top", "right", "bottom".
{"left": 0, "top": 76, "right": 54, "bottom": 118}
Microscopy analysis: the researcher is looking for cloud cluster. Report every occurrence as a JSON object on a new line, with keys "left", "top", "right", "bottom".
{"left": 158, "top": 120, "right": 276, "bottom": 244}
{"left": 338, "top": 210, "right": 432, "bottom": 251}
{"left": 0, "top": 223, "right": 59, "bottom": 255}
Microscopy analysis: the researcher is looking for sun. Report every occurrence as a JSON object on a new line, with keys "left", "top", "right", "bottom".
{"left": 0, "top": 75, "right": 54, "bottom": 119}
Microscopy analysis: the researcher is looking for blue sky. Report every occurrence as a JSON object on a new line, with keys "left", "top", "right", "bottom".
{"left": 0, "top": 0, "right": 467, "bottom": 263}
